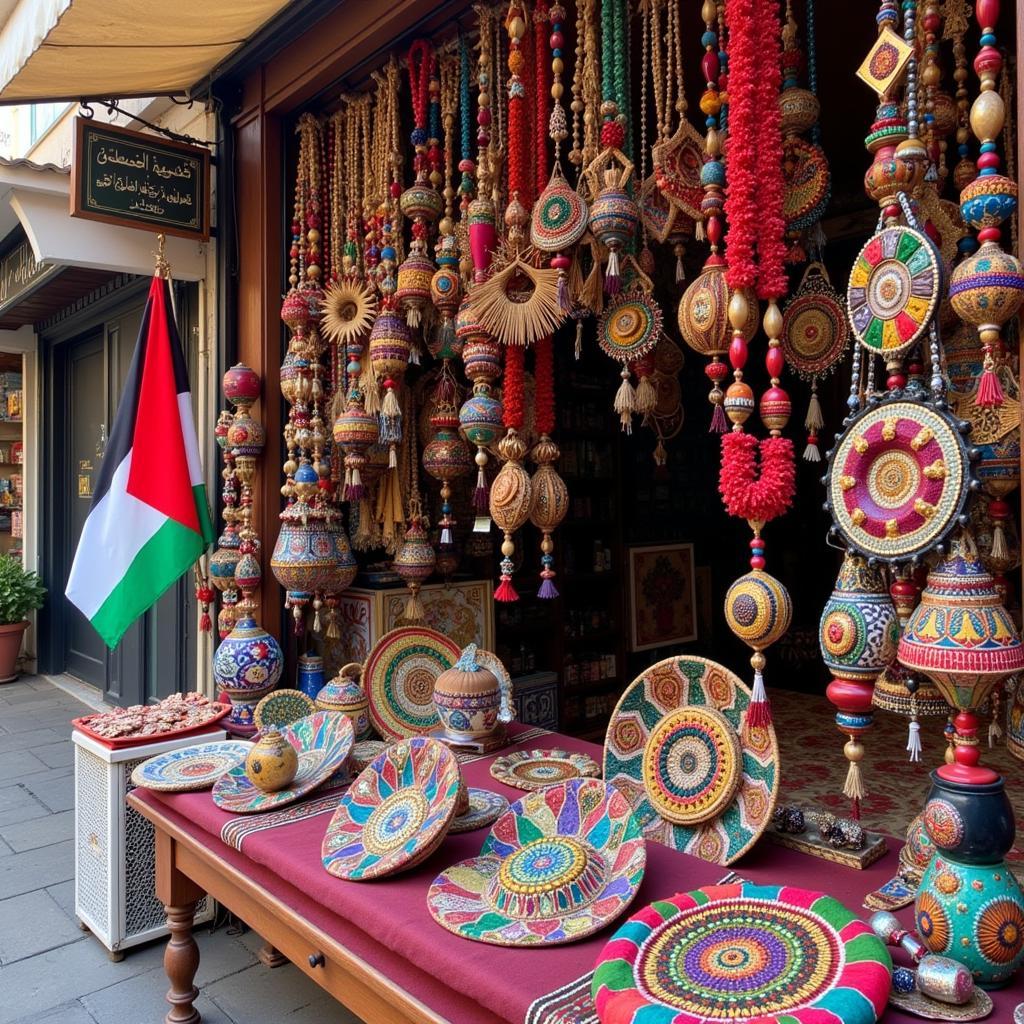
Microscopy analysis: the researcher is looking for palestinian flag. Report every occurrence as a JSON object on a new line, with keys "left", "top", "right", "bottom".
{"left": 66, "top": 274, "right": 214, "bottom": 649}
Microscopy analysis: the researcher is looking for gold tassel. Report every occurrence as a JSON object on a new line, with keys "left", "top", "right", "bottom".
{"left": 635, "top": 373, "right": 657, "bottom": 414}
{"left": 614, "top": 368, "right": 636, "bottom": 435}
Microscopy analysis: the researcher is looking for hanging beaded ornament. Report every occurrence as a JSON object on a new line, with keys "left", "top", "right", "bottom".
{"left": 781, "top": 261, "right": 849, "bottom": 461}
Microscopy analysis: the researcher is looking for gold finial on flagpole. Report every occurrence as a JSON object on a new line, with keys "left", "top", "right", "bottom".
{"left": 154, "top": 233, "right": 170, "bottom": 279}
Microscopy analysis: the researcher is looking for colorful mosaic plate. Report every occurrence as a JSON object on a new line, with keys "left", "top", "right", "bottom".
{"left": 782, "top": 262, "right": 849, "bottom": 380}
{"left": 365, "top": 627, "right": 461, "bottom": 741}
{"left": 603, "top": 656, "right": 779, "bottom": 865}
{"left": 593, "top": 883, "right": 891, "bottom": 1023}
{"left": 490, "top": 748, "right": 602, "bottom": 792}
{"left": 598, "top": 292, "right": 664, "bottom": 365}
{"left": 322, "top": 736, "right": 460, "bottom": 880}
{"left": 212, "top": 711, "right": 354, "bottom": 814}
{"left": 427, "top": 778, "right": 646, "bottom": 946}
{"left": 449, "top": 788, "right": 509, "bottom": 834}
{"left": 825, "top": 398, "right": 971, "bottom": 562}
{"left": 847, "top": 225, "right": 941, "bottom": 357}
{"left": 253, "top": 688, "right": 316, "bottom": 731}
{"left": 130, "top": 741, "right": 253, "bottom": 792}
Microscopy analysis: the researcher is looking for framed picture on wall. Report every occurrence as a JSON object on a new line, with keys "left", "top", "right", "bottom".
{"left": 627, "top": 543, "right": 698, "bottom": 652}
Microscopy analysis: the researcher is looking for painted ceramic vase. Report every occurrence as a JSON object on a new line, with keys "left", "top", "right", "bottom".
{"left": 212, "top": 616, "right": 284, "bottom": 734}
{"left": 316, "top": 671, "right": 371, "bottom": 740}
{"left": 245, "top": 729, "right": 298, "bottom": 792}
{"left": 297, "top": 653, "right": 325, "bottom": 700}
{"left": 433, "top": 644, "right": 509, "bottom": 743}
{"left": 916, "top": 772, "right": 1024, "bottom": 987}
{"left": 270, "top": 504, "right": 339, "bottom": 595}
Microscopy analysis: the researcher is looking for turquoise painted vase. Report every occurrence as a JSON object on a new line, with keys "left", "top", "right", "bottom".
{"left": 915, "top": 772, "right": 1024, "bottom": 988}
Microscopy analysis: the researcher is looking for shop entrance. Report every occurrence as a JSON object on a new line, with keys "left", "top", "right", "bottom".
{"left": 40, "top": 279, "right": 199, "bottom": 706}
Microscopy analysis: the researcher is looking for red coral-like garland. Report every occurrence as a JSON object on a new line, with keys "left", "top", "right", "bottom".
{"left": 719, "top": 432, "right": 796, "bottom": 524}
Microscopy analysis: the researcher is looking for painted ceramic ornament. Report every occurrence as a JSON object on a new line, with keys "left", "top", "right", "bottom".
{"left": 433, "top": 644, "right": 514, "bottom": 744}
{"left": 253, "top": 689, "right": 316, "bottom": 732}
{"left": 847, "top": 225, "right": 941, "bottom": 357}
{"left": 365, "top": 627, "right": 460, "bottom": 741}
{"left": 212, "top": 711, "right": 354, "bottom": 813}
{"left": 593, "top": 883, "right": 892, "bottom": 1024}
{"left": 212, "top": 616, "right": 284, "bottom": 734}
{"left": 427, "top": 778, "right": 646, "bottom": 946}
{"left": 322, "top": 737, "right": 460, "bottom": 881}
{"left": 316, "top": 666, "right": 371, "bottom": 740}
{"left": 448, "top": 788, "right": 509, "bottom": 835}
{"left": 245, "top": 729, "right": 299, "bottom": 792}
{"left": 490, "top": 748, "right": 601, "bottom": 792}
{"left": 915, "top": 772, "right": 1024, "bottom": 988}
{"left": 949, "top": 242, "right": 1024, "bottom": 334}
{"left": 825, "top": 397, "right": 972, "bottom": 564}
{"left": 603, "top": 656, "right": 779, "bottom": 866}
{"left": 531, "top": 168, "right": 589, "bottom": 252}
{"left": 131, "top": 741, "right": 253, "bottom": 793}
{"left": 270, "top": 502, "right": 341, "bottom": 595}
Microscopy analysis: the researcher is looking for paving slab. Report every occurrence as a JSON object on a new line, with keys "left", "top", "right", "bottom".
{"left": 17, "top": 1002, "right": 99, "bottom": 1024}
{"left": 1, "top": 808, "right": 73, "bottom": 852}
{"left": 19, "top": 767, "right": 74, "bottom": 812}
{"left": 84, "top": 974, "right": 233, "bottom": 1024}
{"left": 0, "top": 727, "right": 66, "bottom": 753}
{"left": 0, "top": 838, "right": 73, "bottom": 898}
{"left": 44, "top": 878, "right": 75, "bottom": 923}
{"left": 0, "top": 888, "right": 84, "bottom": 964}
{"left": 31, "top": 740, "right": 75, "bottom": 769}
{"left": 0, "top": 747, "right": 49, "bottom": 780}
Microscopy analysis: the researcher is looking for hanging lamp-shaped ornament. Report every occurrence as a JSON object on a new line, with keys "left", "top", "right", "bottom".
{"left": 819, "top": 555, "right": 900, "bottom": 818}
{"left": 368, "top": 307, "right": 411, "bottom": 468}
{"left": 529, "top": 435, "right": 568, "bottom": 600}
{"left": 489, "top": 430, "right": 532, "bottom": 603}
{"left": 422, "top": 388, "right": 473, "bottom": 551}
{"left": 429, "top": 234, "right": 464, "bottom": 360}
{"left": 333, "top": 392, "right": 379, "bottom": 503}
{"left": 393, "top": 503, "right": 436, "bottom": 623}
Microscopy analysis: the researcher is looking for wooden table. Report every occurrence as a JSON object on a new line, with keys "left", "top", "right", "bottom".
{"left": 130, "top": 790, "right": 451, "bottom": 1024}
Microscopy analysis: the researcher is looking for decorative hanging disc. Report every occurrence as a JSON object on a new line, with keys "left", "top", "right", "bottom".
{"left": 847, "top": 225, "right": 941, "bottom": 357}
{"left": 598, "top": 291, "right": 664, "bottom": 365}
{"left": 603, "top": 655, "right": 779, "bottom": 865}
{"left": 825, "top": 398, "right": 971, "bottom": 562}
{"left": 593, "top": 883, "right": 892, "bottom": 1024}
{"left": 783, "top": 263, "right": 849, "bottom": 380}
{"left": 652, "top": 121, "right": 705, "bottom": 222}
{"left": 531, "top": 171, "right": 590, "bottom": 252}
{"left": 782, "top": 138, "right": 831, "bottom": 233}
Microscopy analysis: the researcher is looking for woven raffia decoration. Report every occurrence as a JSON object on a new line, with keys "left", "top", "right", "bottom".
{"left": 320, "top": 280, "right": 377, "bottom": 348}
{"left": 467, "top": 252, "right": 564, "bottom": 347}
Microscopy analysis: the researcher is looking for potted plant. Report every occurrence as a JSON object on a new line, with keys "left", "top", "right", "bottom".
{"left": 0, "top": 555, "right": 45, "bottom": 682}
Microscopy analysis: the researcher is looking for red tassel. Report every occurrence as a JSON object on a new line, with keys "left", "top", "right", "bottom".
{"left": 976, "top": 366, "right": 1004, "bottom": 407}
{"left": 746, "top": 699, "right": 772, "bottom": 728}
{"left": 709, "top": 403, "right": 728, "bottom": 434}
{"left": 495, "top": 576, "right": 519, "bottom": 602}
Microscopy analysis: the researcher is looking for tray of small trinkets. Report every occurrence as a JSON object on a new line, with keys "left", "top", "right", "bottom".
{"left": 767, "top": 804, "right": 887, "bottom": 869}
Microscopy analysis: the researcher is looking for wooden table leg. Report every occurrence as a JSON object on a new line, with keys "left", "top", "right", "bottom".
{"left": 257, "top": 941, "right": 288, "bottom": 968}
{"left": 156, "top": 830, "right": 206, "bottom": 1024}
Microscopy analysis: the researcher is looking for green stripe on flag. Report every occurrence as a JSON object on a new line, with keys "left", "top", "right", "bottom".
{"left": 194, "top": 483, "right": 215, "bottom": 545}
{"left": 91, "top": 516, "right": 205, "bottom": 648}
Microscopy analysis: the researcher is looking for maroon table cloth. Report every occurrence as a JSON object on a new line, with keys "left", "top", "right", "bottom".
{"left": 136, "top": 724, "right": 1021, "bottom": 1023}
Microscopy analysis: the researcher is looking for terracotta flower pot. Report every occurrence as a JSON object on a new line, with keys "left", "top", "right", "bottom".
{"left": 0, "top": 620, "right": 28, "bottom": 682}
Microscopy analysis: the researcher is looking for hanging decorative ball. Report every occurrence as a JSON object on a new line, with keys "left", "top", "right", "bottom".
{"left": 223, "top": 363, "right": 260, "bottom": 408}
{"left": 847, "top": 225, "right": 941, "bottom": 358}
{"left": 724, "top": 570, "right": 793, "bottom": 653}
{"left": 209, "top": 530, "right": 241, "bottom": 592}
{"left": 455, "top": 300, "right": 495, "bottom": 355}
{"left": 723, "top": 379, "right": 756, "bottom": 427}
{"left": 958, "top": 173, "right": 1018, "bottom": 232}
{"left": 279, "top": 350, "right": 302, "bottom": 405}
{"left": 270, "top": 505, "right": 340, "bottom": 595}
{"left": 778, "top": 87, "right": 820, "bottom": 137}
{"left": 368, "top": 309, "right": 412, "bottom": 381}
{"left": 529, "top": 437, "right": 569, "bottom": 535}
{"left": 226, "top": 411, "right": 266, "bottom": 456}
{"left": 489, "top": 433, "right": 533, "bottom": 538}
{"left": 393, "top": 513, "right": 436, "bottom": 622}
{"left": 399, "top": 182, "right": 444, "bottom": 224}
{"left": 948, "top": 242, "right": 1024, "bottom": 331}
{"left": 280, "top": 288, "right": 312, "bottom": 332}
{"left": 678, "top": 263, "right": 758, "bottom": 357}
{"left": 589, "top": 170, "right": 640, "bottom": 293}
{"left": 395, "top": 248, "right": 436, "bottom": 328}
{"left": 459, "top": 391, "right": 504, "bottom": 450}
{"left": 233, "top": 551, "right": 261, "bottom": 596}
{"left": 333, "top": 398, "right": 379, "bottom": 502}
{"left": 531, "top": 173, "right": 590, "bottom": 252}
{"left": 423, "top": 411, "right": 474, "bottom": 483}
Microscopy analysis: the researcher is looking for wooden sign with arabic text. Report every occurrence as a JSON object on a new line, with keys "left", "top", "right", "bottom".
{"left": 70, "top": 118, "right": 210, "bottom": 241}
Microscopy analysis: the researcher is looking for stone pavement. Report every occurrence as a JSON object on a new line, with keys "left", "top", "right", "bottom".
{"left": 0, "top": 676, "right": 362, "bottom": 1024}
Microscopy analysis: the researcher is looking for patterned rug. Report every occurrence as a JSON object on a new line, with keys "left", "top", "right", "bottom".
{"left": 770, "top": 687, "right": 1024, "bottom": 838}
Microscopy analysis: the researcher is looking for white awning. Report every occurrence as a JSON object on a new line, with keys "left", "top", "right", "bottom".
{"left": 0, "top": 0, "right": 293, "bottom": 103}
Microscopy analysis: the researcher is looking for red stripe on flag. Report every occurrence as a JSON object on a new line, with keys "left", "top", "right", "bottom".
{"left": 126, "top": 277, "right": 200, "bottom": 533}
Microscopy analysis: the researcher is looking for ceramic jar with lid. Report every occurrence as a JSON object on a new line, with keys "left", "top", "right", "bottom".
{"left": 433, "top": 644, "right": 512, "bottom": 743}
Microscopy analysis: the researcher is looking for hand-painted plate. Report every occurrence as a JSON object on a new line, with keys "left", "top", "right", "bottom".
{"left": 428, "top": 778, "right": 646, "bottom": 946}
{"left": 253, "top": 688, "right": 316, "bottom": 731}
{"left": 490, "top": 748, "right": 601, "bottom": 792}
{"left": 212, "top": 711, "right": 354, "bottom": 814}
{"left": 449, "top": 788, "right": 509, "bottom": 834}
{"left": 130, "top": 741, "right": 253, "bottom": 792}
{"left": 365, "top": 627, "right": 461, "bottom": 741}
{"left": 603, "top": 656, "right": 780, "bottom": 865}
{"left": 322, "top": 737, "right": 460, "bottom": 880}
{"left": 592, "top": 883, "right": 892, "bottom": 1024}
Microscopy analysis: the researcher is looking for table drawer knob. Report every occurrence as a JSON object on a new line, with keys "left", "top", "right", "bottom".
{"left": 308, "top": 952, "right": 325, "bottom": 969}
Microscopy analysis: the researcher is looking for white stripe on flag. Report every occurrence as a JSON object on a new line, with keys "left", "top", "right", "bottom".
{"left": 65, "top": 452, "right": 167, "bottom": 620}
{"left": 177, "top": 391, "right": 204, "bottom": 487}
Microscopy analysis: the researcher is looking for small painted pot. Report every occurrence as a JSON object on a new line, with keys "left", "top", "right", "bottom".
{"left": 297, "top": 653, "right": 326, "bottom": 700}
{"left": 244, "top": 729, "right": 298, "bottom": 793}
{"left": 916, "top": 772, "right": 1024, "bottom": 988}
{"left": 316, "top": 668, "right": 371, "bottom": 740}
{"left": 433, "top": 644, "right": 506, "bottom": 743}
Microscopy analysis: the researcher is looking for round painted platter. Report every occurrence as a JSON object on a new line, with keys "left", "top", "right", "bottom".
{"left": 131, "top": 741, "right": 253, "bottom": 792}
{"left": 322, "top": 736, "right": 460, "bottom": 880}
{"left": 427, "top": 778, "right": 646, "bottom": 947}
{"left": 253, "top": 688, "right": 316, "bottom": 731}
{"left": 592, "top": 883, "right": 892, "bottom": 1024}
{"left": 490, "top": 748, "right": 602, "bottom": 792}
{"left": 212, "top": 711, "right": 354, "bottom": 814}
{"left": 825, "top": 398, "right": 971, "bottom": 562}
{"left": 365, "top": 627, "right": 461, "bottom": 741}
{"left": 449, "top": 788, "right": 509, "bottom": 835}
{"left": 603, "top": 655, "right": 779, "bottom": 865}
